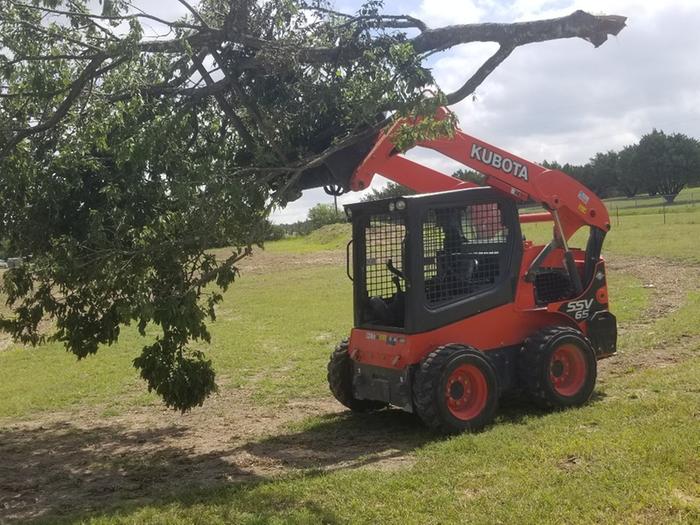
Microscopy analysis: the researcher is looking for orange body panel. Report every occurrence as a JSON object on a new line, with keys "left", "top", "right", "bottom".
{"left": 349, "top": 244, "right": 609, "bottom": 369}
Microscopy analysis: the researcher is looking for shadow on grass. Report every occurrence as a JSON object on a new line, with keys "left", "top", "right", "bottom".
{"left": 0, "top": 409, "right": 431, "bottom": 524}
{"left": 238, "top": 408, "right": 433, "bottom": 472}
{"left": 0, "top": 395, "right": 604, "bottom": 523}
{"left": 0, "top": 421, "right": 249, "bottom": 523}
{"left": 496, "top": 389, "right": 608, "bottom": 425}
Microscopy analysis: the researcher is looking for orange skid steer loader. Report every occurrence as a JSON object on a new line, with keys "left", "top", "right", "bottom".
{"left": 305, "top": 109, "right": 616, "bottom": 433}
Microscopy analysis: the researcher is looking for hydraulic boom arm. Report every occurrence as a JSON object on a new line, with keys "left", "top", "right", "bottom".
{"left": 349, "top": 108, "right": 611, "bottom": 241}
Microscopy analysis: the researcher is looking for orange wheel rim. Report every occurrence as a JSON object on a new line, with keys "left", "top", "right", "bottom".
{"left": 445, "top": 364, "right": 488, "bottom": 420}
{"left": 549, "top": 344, "right": 587, "bottom": 396}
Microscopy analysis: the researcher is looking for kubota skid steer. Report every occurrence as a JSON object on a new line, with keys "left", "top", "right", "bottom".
{"left": 321, "top": 109, "right": 616, "bottom": 433}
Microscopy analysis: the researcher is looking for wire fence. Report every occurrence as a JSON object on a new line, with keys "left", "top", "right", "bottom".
{"left": 519, "top": 189, "right": 699, "bottom": 224}
{"left": 605, "top": 192, "right": 698, "bottom": 210}
{"left": 608, "top": 192, "right": 698, "bottom": 226}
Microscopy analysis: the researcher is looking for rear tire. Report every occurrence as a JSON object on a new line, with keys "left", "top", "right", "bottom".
{"left": 519, "top": 327, "right": 597, "bottom": 409}
{"left": 413, "top": 344, "right": 498, "bottom": 433}
{"left": 327, "top": 340, "right": 387, "bottom": 412}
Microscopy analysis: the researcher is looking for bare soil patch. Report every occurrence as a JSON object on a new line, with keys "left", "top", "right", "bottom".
{"left": 234, "top": 248, "right": 344, "bottom": 275}
{"left": 0, "top": 385, "right": 427, "bottom": 523}
{"left": 601, "top": 255, "right": 700, "bottom": 373}
{"left": 606, "top": 255, "right": 700, "bottom": 327}
{"left": 1, "top": 254, "right": 698, "bottom": 523}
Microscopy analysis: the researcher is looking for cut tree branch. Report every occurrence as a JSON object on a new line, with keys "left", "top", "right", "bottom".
{"left": 0, "top": 8, "right": 626, "bottom": 160}
{"left": 445, "top": 44, "right": 515, "bottom": 105}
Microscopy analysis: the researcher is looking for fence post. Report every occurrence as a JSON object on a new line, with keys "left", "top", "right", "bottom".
{"left": 616, "top": 206, "right": 620, "bottom": 226}
{"left": 663, "top": 203, "right": 666, "bottom": 224}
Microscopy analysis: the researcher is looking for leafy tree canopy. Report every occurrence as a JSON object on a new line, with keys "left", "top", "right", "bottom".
{"left": 545, "top": 132, "right": 700, "bottom": 200}
{"left": 0, "top": 0, "right": 626, "bottom": 410}
{"left": 306, "top": 202, "right": 343, "bottom": 230}
{"left": 632, "top": 130, "right": 700, "bottom": 202}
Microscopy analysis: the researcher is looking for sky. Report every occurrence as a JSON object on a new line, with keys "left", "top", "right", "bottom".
{"left": 133, "top": 1, "right": 700, "bottom": 223}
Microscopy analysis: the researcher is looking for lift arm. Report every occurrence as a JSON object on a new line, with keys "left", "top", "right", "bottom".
{"left": 349, "top": 108, "right": 611, "bottom": 241}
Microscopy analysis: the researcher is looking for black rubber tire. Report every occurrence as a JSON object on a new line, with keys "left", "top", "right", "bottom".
{"left": 412, "top": 344, "right": 498, "bottom": 434}
{"left": 327, "top": 340, "right": 387, "bottom": 412}
{"left": 519, "top": 326, "right": 597, "bottom": 409}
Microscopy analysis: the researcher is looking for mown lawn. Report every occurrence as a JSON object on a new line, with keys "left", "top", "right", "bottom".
{"left": 79, "top": 359, "right": 699, "bottom": 524}
{"left": 52, "top": 291, "right": 700, "bottom": 524}
{"left": 1, "top": 207, "right": 699, "bottom": 524}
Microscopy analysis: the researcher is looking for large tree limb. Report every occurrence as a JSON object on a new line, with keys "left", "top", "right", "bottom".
{"left": 295, "top": 10, "right": 625, "bottom": 68}
{"left": 412, "top": 10, "right": 626, "bottom": 52}
{"left": 0, "top": 7, "right": 626, "bottom": 159}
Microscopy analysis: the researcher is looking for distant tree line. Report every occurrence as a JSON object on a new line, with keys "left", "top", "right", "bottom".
{"left": 264, "top": 203, "right": 345, "bottom": 240}
{"left": 545, "top": 130, "right": 700, "bottom": 202}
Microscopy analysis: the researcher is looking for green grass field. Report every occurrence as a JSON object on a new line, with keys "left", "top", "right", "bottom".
{"left": 1, "top": 208, "right": 699, "bottom": 524}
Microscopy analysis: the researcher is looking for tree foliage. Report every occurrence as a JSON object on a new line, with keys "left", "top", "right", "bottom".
{"left": 632, "top": 130, "right": 700, "bottom": 202}
{"left": 361, "top": 181, "right": 415, "bottom": 201}
{"left": 0, "top": 0, "right": 626, "bottom": 410}
{"left": 306, "top": 203, "right": 344, "bottom": 230}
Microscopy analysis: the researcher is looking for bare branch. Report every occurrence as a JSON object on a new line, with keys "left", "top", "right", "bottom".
{"left": 8, "top": 1, "right": 197, "bottom": 30}
{"left": 412, "top": 10, "right": 626, "bottom": 53}
{"left": 175, "top": 0, "right": 210, "bottom": 28}
{"left": 445, "top": 45, "right": 515, "bottom": 105}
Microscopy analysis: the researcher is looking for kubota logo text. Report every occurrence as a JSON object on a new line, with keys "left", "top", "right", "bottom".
{"left": 565, "top": 298, "right": 594, "bottom": 320}
{"left": 470, "top": 144, "right": 529, "bottom": 181}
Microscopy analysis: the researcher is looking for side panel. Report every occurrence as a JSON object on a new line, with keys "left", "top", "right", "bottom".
{"left": 348, "top": 306, "right": 576, "bottom": 370}
{"left": 348, "top": 260, "right": 616, "bottom": 369}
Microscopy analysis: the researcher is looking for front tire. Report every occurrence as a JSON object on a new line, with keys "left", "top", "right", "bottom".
{"left": 413, "top": 344, "right": 498, "bottom": 433}
{"left": 519, "top": 327, "right": 597, "bottom": 409}
{"left": 327, "top": 340, "right": 387, "bottom": 412}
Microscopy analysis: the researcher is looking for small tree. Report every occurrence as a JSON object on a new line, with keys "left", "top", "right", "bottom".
{"left": 614, "top": 145, "right": 639, "bottom": 198}
{"left": 263, "top": 220, "right": 286, "bottom": 241}
{"left": 587, "top": 151, "right": 623, "bottom": 197}
{"left": 633, "top": 130, "right": 700, "bottom": 203}
{"left": 454, "top": 168, "right": 485, "bottom": 185}
{"left": 362, "top": 182, "right": 415, "bottom": 202}
{"left": 307, "top": 203, "right": 344, "bottom": 230}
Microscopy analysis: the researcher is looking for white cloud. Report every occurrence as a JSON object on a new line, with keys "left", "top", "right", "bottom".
{"left": 411, "top": 0, "right": 487, "bottom": 27}
{"left": 441, "top": 1, "right": 700, "bottom": 163}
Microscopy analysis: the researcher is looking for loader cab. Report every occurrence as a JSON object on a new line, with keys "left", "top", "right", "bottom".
{"left": 346, "top": 187, "right": 523, "bottom": 334}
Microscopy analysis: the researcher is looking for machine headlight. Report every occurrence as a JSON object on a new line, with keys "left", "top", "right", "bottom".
{"left": 388, "top": 202, "right": 396, "bottom": 212}
{"left": 395, "top": 199, "right": 406, "bottom": 211}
